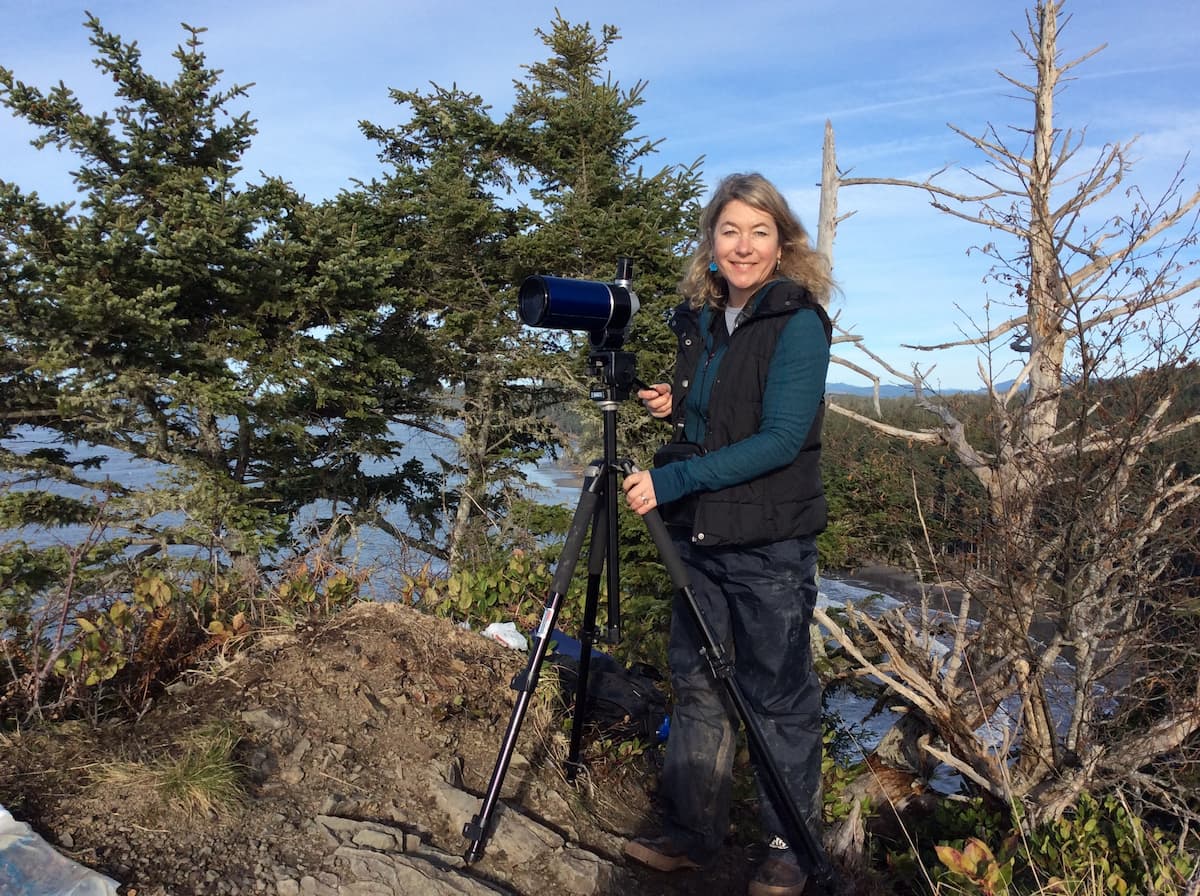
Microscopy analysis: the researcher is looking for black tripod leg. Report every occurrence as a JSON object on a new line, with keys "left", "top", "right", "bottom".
{"left": 637, "top": 505, "right": 843, "bottom": 893}
{"left": 565, "top": 469, "right": 609, "bottom": 781}
{"left": 463, "top": 468, "right": 604, "bottom": 864}
{"left": 568, "top": 402, "right": 625, "bottom": 777}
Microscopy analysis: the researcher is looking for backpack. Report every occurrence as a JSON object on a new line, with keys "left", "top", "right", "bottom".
{"left": 548, "top": 651, "right": 667, "bottom": 742}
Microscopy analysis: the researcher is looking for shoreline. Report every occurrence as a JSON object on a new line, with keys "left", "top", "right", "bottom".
{"left": 828, "top": 563, "right": 942, "bottom": 601}
{"left": 829, "top": 562, "right": 971, "bottom": 618}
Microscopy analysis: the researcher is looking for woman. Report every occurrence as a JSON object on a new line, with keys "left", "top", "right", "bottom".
{"left": 621, "top": 172, "right": 834, "bottom": 896}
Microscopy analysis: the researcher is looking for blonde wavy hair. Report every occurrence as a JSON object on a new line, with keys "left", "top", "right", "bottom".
{"left": 679, "top": 172, "right": 833, "bottom": 310}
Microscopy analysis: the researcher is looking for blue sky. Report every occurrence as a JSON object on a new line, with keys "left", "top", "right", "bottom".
{"left": 3, "top": 0, "right": 1198, "bottom": 387}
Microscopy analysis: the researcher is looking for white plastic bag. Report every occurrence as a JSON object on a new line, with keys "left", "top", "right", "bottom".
{"left": 482, "top": 621, "right": 528, "bottom": 651}
{"left": 0, "top": 806, "right": 120, "bottom": 895}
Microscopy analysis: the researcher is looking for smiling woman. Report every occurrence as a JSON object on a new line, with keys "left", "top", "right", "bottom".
{"left": 620, "top": 172, "right": 836, "bottom": 896}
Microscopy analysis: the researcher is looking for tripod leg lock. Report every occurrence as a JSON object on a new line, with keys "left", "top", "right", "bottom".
{"left": 700, "top": 646, "right": 735, "bottom": 681}
{"left": 510, "top": 668, "right": 540, "bottom": 693}
{"left": 463, "top": 816, "right": 485, "bottom": 842}
{"left": 463, "top": 816, "right": 489, "bottom": 865}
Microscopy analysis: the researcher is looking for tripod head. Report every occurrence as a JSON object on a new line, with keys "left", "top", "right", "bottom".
{"left": 587, "top": 349, "right": 641, "bottom": 405}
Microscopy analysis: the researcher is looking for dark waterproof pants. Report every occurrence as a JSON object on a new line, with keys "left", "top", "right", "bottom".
{"left": 659, "top": 535, "right": 823, "bottom": 871}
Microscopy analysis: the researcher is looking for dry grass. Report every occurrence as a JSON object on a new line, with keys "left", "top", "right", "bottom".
{"left": 92, "top": 724, "right": 245, "bottom": 818}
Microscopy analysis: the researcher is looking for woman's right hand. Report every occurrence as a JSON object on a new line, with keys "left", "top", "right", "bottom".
{"left": 638, "top": 383, "right": 672, "bottom": 419}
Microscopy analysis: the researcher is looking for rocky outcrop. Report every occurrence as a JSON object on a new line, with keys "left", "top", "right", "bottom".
{"left": 276, "top": 761, "right": 622, "bottom": 896}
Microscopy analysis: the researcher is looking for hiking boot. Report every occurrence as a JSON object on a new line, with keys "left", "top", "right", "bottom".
{"left": 622, "top": 835, "right": 702, "bottom": 872}
{"left": 748, "top": 857, "right": 808, "bottom": 896}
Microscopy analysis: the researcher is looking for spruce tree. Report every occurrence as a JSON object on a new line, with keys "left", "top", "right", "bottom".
{"left": 0, "top": 18, "right": 437, "bottom": 598}
{"left": 356, "top": 14, "right": 703, "bottom": 569}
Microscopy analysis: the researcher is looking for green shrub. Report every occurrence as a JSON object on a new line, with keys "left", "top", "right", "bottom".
{"left": 893, "top": 793, "right": 1196, "bottom": 896}
{"left": 1022, "top": 793, "right": 1194, "bottom": 896}
{"left": 429, "top": 549, "right": 555, "bottom": 632}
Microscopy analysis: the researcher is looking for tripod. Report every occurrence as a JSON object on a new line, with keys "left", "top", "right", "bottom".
{"left": 462, "top": 350, "right": 839, "bottom": 892}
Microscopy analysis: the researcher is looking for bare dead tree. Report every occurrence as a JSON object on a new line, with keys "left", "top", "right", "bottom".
{"left": 816, "top": 0, "right": 1200, "bottom": 829}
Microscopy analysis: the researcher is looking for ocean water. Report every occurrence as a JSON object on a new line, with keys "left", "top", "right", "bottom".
{"left": 2, "top": 424, "right": 578, "bottom": 585}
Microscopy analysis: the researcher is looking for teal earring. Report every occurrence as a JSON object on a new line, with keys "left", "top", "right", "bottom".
{"left": 708, "top": 260, "right": 719, "bottom": 273}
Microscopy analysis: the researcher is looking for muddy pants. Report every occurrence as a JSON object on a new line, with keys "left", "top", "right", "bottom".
{"left": 659, "top": 535, "right": 823, "bottom": 871}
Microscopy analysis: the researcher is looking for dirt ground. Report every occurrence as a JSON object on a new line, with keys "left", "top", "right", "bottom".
{"left": 0, "top": 601, "right": 792, "bottom": 895}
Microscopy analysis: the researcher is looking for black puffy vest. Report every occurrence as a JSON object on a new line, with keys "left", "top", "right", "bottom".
{"left": 667, "top": 280, "right": 832, "bottom": 547}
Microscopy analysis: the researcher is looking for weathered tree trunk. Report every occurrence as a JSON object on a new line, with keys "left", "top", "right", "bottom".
{"left": 817, "top": 0, "right": 1200, "bottom": 838}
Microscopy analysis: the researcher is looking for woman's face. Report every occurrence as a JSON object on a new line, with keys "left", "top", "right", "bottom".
{"left": 712, "top": 198, "right": 781, "bottom": 308}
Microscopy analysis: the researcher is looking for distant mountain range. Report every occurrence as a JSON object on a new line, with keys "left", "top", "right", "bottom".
{"left": 827, "top": 382, "right": 916, "bottom": 398}
{"left": 827, "top": 380, "right": 1017, "bottom": 398}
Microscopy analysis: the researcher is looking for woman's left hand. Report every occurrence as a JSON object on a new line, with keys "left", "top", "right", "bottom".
{"left": 622, "top": 470, "right": 658, "bottom": 516}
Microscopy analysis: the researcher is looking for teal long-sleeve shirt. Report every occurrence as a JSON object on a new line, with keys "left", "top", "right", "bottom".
{"left": 649, "top": 304, "right": 830, "bottom": 506}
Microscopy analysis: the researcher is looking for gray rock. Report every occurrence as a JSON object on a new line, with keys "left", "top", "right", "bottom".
{"left": 315, "top": 815, "right": 407, "bottom": 854}
{"left": 280, "top": 766, "right": 306, "bottom": 785}
{"left": 241, "top": 708, "right": 290, "bottom": 731}
{"left": 297, "top": 872, "right": 340, "bottom": 896}
{"left": 429, "top": 778, "right": 563, "bottom": 867}
{"left": 350, "top": 828, "right": 397, "bottom": 852}
{"left": 315, "top": 815, "right": 366, "bottom": 839}
{"left": 552, "top": 846, "right": 618, "bottom": 895}
{"left": 334, "top": 847, "right": 511, "bottom": 895}
{"left": 288, "top": 737, "right": 312, "bottom": 764}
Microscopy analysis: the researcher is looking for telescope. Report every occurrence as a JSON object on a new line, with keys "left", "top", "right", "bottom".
{"left": 518, "top": 257, "right": 639, "bottom": 350}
